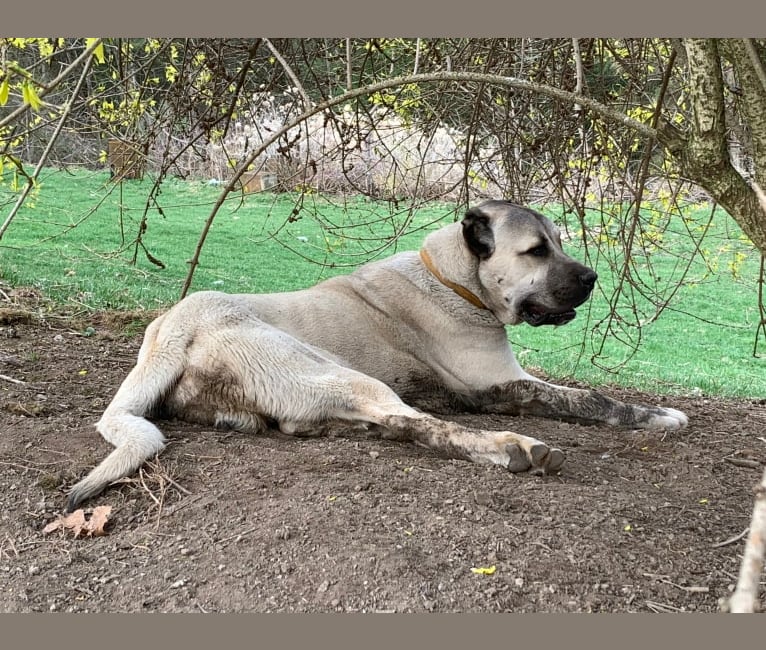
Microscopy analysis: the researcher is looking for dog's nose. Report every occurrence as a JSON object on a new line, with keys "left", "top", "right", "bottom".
{"left": 580, "top": 270, "right": 598, "bottom": 289}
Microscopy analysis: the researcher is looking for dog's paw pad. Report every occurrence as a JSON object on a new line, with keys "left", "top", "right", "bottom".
{"left": 528, "top": 443, "right": 550, "bottom": 465}
{"left": 506, "top": 444, "right": 532, "bottom": 472}
{"left": 546, "top": 448, "right": 566, "bottom": 472}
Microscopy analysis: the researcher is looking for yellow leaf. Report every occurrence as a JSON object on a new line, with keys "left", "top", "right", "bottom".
{"left": 470, "top": 566, "right": 496, "bottom": 575}
{"left": 94, "top": 42, "right": 105, "bottom": 64}
{"left": 624, "top": 524, "right": 632, "bottom": 532}
{"left": 699, "top": 498, "right": 709, "bottom": 505}
{"left": 23, "top": 81, "right": 42, "bottom": 111}
{"left": 78, "top": 369, "right": 88, "bottom": 375}
{"left": 0, "top": 77, "right": 9, "bottom": 106}
{"left": 85, "top": 38, "right": 105, "bottom": 64}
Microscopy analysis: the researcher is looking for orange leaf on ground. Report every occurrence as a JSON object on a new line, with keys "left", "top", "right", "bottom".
{"left": 43, "top": 505, "right": 113, "bottom": 538}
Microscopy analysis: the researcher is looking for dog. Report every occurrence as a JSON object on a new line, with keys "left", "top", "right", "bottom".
{"left": 66, "top": 200, "right": 687, "bottom": 511}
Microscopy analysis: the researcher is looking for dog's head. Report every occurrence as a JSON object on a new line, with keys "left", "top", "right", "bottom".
{"left": 461, "top": 200, "right": 597, "bottom": 326}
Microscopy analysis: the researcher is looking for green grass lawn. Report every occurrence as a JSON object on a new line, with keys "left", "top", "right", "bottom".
{"left": 1, "top": 168, "right": 764, "bottom": 399}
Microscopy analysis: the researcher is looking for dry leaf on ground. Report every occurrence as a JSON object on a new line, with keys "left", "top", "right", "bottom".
{"left": 43, "top": 505, "right": 113, "bottom": 537}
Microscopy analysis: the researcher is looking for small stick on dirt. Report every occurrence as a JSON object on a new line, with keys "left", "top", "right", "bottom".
{"left": 728, "top": 466, "right": 766, "bottom": 613}
{"left": 725, "top": 456, "right": 763, "bottom": 470}
{"left": 163, "top": 475, "right": 191, "bottom": 496}
{"left": 712, "top": 527, "right": 751, "bottom": 548}
{"left": 645, "top": 600, "right": 684, "bottom": 613}
{"left": 0, "top": 373, "right": 26, "bottom": 385}
{"left": 2, "top": 534, "right": 19, "bottom": 559}
{"left": 138, "top": 468, "right": 161, "bottom": 507}
{"left": 216, "top": 526, "right": 260, "bottom": 546}
{"left": 0, "top": 461, "right": 47, "bottom": 474}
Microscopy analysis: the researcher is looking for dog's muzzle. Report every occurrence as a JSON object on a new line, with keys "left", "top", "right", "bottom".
{"left": 521, "top": 269, "right": 597, "bottom": 327}
{"left": 520, "top": 303, "right": 579, "bottom": 327}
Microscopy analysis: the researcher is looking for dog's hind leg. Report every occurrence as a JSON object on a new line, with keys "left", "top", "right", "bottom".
{"left": 66, "top": 317, "right": 183, "bottom": 511}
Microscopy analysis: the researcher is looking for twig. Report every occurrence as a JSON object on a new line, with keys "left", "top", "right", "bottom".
{"left": 0, "top": 45, "right": 97, "bottom": 240}
{"left": 0, "top": 461, "right": 46, "bottom": 473}
{"left": 216, "top": 525, "right": 260, "bottom": 546}
{"left": 712, "top": 527, "right": 751, "bottom": 548}
{"left": 180, "top": 69, "right": 658, "bottom": 298}
{"left": 0, "top": 39, "right": 102, "bottom": 131}
{"left": 263, "top": 38, "right": 311, "bottom": 109}
{"left": 1, "top": 534, "right": 19, "bottom": 559}
{"left": 0, "top": 373, "right": 26, "bottom": 385}
{"left": 164, "top": 474, "right": 191, "bottom": 496}
{"left": 138, "top": 468, "right": 161, "bottom": 507}
{"left": 162, "top": 493, "right": 205, "bottom": 516}
{"left": 725, "top": 457, "right": 763, "bottom": 470}
{"left": 645, "top": 600, "right": 684, "bottom": 613}
{"left": 728, "top": 467, "right": 766, "bottom": 613}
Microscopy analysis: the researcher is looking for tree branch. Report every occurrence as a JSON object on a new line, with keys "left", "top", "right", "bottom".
{"left": 179, "top": 69, "right": 662, "bottom": 297}
{"left": 0, "top": 47, "right": 97, "bottom": 241}
{"left": 728, "top": 465, "right": 766, "bottom": 612}
{"left": 0, "top": 38, "right": 103, "bottom": 131}
{"left": 263, "top": 38, "right": 312, "bottom": 109}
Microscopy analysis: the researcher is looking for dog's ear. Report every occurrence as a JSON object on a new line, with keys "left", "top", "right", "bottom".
{"left": 461, "top": 207, "right": 495, "bottom": 259}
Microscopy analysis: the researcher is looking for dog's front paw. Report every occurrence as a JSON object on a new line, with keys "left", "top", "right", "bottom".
{"left": 502, "top": 435, "right": 566, "bottom": 474}
{"left": 643, "top": 406, "right": 688, "bottom": 430}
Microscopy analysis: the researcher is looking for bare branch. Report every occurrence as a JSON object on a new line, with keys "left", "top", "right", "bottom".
{"left": 0, "top": 49, "right": 96, "bottom": 240}
{"left": 743, "top": 39, "right": 766, "bottom": 95}
{"left": 180, "top": 69, "right": 661, "bottom": 297}
{"left": 263, "top": 38, "right": 312, "bottom": 109}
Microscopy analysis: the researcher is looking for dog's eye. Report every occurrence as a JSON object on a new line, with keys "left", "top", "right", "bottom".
{"left": 526, "top": 244, "right": 547, "bottom": 257}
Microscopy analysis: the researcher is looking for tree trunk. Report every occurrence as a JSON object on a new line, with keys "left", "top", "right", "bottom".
{"left": 661, "top": 39, "right": 766, "bottom": 253}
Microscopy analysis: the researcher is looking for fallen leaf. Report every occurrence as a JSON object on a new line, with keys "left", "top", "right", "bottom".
{"left": 43, "top": 509, "right": 86, "bottom": 536}
{"left": 87, "top": 505, "right": 113, "bottom": 536}
{"left": 470, "top": 565, "right": 496, "bottom": 575}
{"left": 43, "top": 505, "right": 112, "bottom": 538}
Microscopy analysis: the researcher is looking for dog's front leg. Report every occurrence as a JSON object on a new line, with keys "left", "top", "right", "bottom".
{"left": 478, "top": 379, "right": 688, "bottom": 430}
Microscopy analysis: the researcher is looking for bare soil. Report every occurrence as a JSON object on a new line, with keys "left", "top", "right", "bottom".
{"left": 1, "top": 288, "right": 765, "bottom": 613}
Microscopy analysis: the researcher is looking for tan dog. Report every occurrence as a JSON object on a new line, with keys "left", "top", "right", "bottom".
{"left": 67, "top": 200, "right": 687, "bottom": 510}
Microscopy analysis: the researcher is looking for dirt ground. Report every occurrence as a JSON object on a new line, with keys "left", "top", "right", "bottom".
{"left": 1, "top": 287, "right": 765, "bottom": 613}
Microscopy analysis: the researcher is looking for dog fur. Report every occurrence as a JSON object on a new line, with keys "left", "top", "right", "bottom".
{"left": 66, "top": 200, "right": 687, "bottom": 510}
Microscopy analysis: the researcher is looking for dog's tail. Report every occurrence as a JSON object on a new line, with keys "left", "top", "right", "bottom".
{"left": 66, "top": 318, "right": 184, "bottom": 511}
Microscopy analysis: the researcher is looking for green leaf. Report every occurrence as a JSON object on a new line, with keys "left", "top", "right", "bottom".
{"left": 0, "top": 77, "right": 9, "bottom": 106}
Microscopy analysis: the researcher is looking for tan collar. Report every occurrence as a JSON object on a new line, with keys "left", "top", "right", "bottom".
{"left": 419, "top": 249, "right": 490, "bottom": 311}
